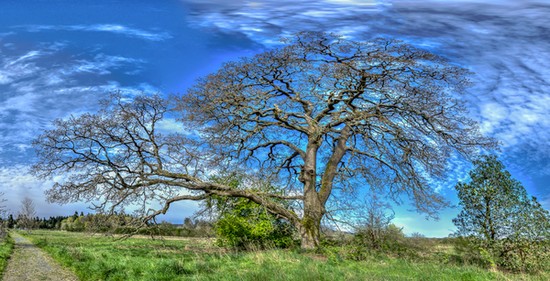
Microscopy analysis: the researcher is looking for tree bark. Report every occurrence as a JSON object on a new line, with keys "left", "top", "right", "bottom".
{"left": 300, "top": 172, "right": 323, "bottom": 249}
{"left": 295, "top": 133, "right": 325, "bottom": 249}
{"left": 299, "top": 212, "right": 322, "bottom": 249}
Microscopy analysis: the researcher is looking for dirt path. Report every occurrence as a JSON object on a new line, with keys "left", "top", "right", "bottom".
{"left": 2, "top": 232, "right": 78, "bottom": 281}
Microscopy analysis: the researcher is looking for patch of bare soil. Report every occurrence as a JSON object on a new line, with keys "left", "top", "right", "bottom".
{"left": 2, "top": 232, "right": 78, "bottom": 281}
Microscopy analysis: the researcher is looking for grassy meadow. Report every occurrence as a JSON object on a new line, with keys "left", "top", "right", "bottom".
{"left": 19, "top": 230, "right": 549, "bottom": 281}
{"left": 0, "top": 233, "right": 14, "bottom": 277}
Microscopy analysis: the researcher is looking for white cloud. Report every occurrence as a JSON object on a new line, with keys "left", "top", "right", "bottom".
{"left": 62, "top": 54, "right": 145, "bottom": 76}
{"left": 0, "top": 51, "right": 42, "bottom": 85}
{"left": 0, "top": 42, "right": 152, "bottom": 165}
{"left": 157, "top": 118, "right": 186, "bottom": 133}
{"left": 19, "top": 24, "right": 172, "bottom": 41}
{"left": 0, "top": 32, "right": 15, "bottom": 38}
{"left": 184, "top": 0, "right": 387, "bottom": 45}
{"left": 0, "top": 165, "right": 52, "bottom": 210}
{"left": 326, "top": 0, "right": 380, "bottom": 6}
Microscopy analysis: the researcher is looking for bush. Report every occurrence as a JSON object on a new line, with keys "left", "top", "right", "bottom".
{"left": 496, "top": 239, "right": 550, "bottom": 273}
{"left": 354, "top": 224, "right": 405, "bottom": 250}
{"left": 452, "top": 237, "right": 497, "bottom": 269}
{"left": 215, "top": 199, "right": 295, "bottom": 249}
{"left": 0, "top": 221, "right": 7, "bottom": 240}
{"left": 452, "top": 236, "right": 550, "bottom": 273}
{"left": 203, "top": 172, "right": 296, "bottom": 249}
{"left": 347, "top": 223, "right": 417, "bottom": 260}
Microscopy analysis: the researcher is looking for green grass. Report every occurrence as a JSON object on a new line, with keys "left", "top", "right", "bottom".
{"left": 0, "top": 232, "right": 15, "bottom": 278}
{"left": 21, "top": 230, "right": 548, "bottom": 281}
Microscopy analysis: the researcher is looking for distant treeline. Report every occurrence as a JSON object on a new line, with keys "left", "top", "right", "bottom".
{"left": 1, "top": 213, "right": 68, "bottom": 230}
{"left": 0, "top": 212, "right": 214, "bottom": 237}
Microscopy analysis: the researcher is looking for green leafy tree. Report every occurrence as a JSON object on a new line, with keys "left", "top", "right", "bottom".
{"left": 453, "top": 155, "right": 550, "bottom": 272}
{"left": 214, "top": 198, "right": 295, "bottom": 249}
{"left": 7, "top": 214, "right": 15, "bottom": 229}
{"left": 206, "top": 173, "right": 295, "bottom": 249}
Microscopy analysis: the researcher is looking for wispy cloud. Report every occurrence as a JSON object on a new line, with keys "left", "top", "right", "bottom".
{"left": 0, "top": 41, "right": 160, "bottom": 217}
{"left": 0, "top": 42, "right": 156, "bottom": 166}
{"left": 0, "top": 50, "right": 42, "bottom": 84}
{"left": 184, "top": 0, "right": 388, "bottom": 44}
{"left": 19, "top": 24, "right": 172, "bottom": 41}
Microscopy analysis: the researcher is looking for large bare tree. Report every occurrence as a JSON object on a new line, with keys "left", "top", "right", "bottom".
{"left": 33, "top": 33, "right": 494, "bottom": 249}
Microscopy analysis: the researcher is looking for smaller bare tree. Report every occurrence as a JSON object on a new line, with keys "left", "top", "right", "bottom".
{"left": 353, "top": 193, "right": 396, "bottom": 250}
{"left": 0, "top": 192, "right": 7, "bottom": 238}
{"left": 18, "top": 197, "right": 37, "bottom": 232}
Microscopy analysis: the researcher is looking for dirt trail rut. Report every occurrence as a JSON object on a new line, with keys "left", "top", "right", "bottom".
{"left": 2, "top": 232, "right": 78, "bottom": 281}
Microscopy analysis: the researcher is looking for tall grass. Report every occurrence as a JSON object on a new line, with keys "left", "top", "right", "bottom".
{"left": 0, "top": 232, "right": 15, "bottom": 278}
{"left": 22, "top": 230, "right": 548, "bottom": 281}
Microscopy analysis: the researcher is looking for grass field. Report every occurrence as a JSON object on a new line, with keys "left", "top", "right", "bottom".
{"left": 0, "top": 233, "right": 14, "bottom": 278}
{"left": 19, "top": 230, "right": 550, "bottom": 281}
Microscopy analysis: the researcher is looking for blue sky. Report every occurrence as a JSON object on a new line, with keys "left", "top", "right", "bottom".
{"left": 0, "top": 0, "right": 548, "bottom": 237}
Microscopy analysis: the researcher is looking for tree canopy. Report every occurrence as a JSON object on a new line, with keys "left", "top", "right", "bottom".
{"left": 33, "top": 32, "right": 495, "bottom": 249}
{"left": 453, "top": 155, "right": 550, "bottom": 242}
{"left": 453, "top": 155, "right": 550, "bottom": 271}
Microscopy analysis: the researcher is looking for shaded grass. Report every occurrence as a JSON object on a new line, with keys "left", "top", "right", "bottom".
{"left": 0, "top": 232, "right": 15, "bottom": 278}
{"left": 22, "top": 230, "right": 548, "bottom": 281}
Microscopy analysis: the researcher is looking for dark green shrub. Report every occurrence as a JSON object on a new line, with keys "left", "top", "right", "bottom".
{"left": 215, "top": 198, "right": 295, "bottom": 249}
{"left": 496, "top": 239, "right": 550, "bottom": 273}
{"left": 202, "top": 172, "right": 296, "bottom": 249}
{"left": 452, "top": 237, "right": 497, "bottom": 269}
{"left": 452, "top": 236, "right": 550, "bottom": 273}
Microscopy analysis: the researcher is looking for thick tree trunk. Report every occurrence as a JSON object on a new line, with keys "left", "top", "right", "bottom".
{"left": 296, "top": 126, "right": 351, "bottom": 249}
{"left": 298, "top": 214, "right": 322, "bottom": 249}
{"left": 299, "top": 180, "right": 324, "bottom": 249}
{"left": 298, "top": 141, "right": 323, "bottom": 249}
